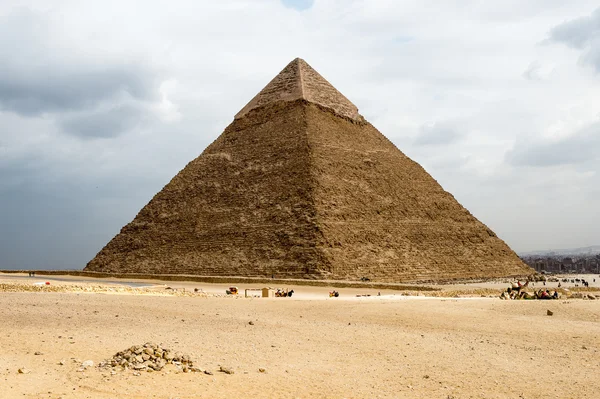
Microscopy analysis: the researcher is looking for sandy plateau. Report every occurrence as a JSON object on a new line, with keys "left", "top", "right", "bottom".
{"left": 1, "top": 274, "right": 599, "bottom": 399}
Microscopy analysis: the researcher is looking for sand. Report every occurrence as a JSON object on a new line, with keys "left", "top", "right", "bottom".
{"left": 1, "top": 274, "right": 599, "bottom": 399}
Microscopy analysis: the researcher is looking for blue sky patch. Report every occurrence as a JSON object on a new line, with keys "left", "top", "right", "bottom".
{"left": 280, "top": 0, "right": 314, "bottom": 11}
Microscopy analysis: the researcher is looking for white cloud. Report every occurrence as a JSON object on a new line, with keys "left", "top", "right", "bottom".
{"left": 155, "top": 79, "right": 183, "bottom": 123}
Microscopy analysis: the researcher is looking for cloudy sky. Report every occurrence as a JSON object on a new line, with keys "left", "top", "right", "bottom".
{"left": 1, "top": 0, "right": 599, "bottom": 269}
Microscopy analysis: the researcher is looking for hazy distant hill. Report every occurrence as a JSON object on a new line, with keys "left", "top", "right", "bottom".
{"left": 520, "top": 245, "right": 600, "bottom": 257}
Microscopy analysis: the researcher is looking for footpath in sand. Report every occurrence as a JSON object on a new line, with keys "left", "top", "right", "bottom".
{"left": 1, "top": 274, "right": 599, "bottom": 399}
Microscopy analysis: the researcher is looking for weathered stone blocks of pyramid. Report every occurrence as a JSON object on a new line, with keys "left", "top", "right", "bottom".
{"left": 85, "top": 58, "right": 532, "bottom": 282}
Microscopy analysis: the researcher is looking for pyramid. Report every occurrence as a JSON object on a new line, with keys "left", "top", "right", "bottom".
{"left": 85, "top": 58, "right": 532, "bottom": 282}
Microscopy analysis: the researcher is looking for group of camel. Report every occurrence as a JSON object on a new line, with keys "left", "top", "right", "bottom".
{"left": 562, "top": 278, "right": 592, "bottom": 287}
{"left": 500, "top": 280, "right": 559, "bottom": 300}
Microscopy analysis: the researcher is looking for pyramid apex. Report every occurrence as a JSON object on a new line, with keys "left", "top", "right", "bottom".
{"left": 287, "top": 57, "right": 307, "bottom": 66}
{"left": 235, "top": 58, "right": 360, "bottom": 120}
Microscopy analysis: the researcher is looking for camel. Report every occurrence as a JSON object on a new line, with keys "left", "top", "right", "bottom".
{"left": 535, "top": 289, "right": 558, "bottom": 300}
{"left": 511, "top": 280, "right": 530, "bottom": 293}
{"left": 519, "top": 291, "right": 536, "bottom": 300}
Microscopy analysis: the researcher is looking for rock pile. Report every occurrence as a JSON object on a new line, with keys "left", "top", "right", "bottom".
{"left": 100, "top": 342, "right": 202, "bottom": 373}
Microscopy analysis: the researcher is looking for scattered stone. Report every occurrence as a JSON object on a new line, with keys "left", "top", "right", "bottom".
{"left": 17, "top": 368, "right": 30, "bottom": 374}
{"left": 34, "top": 351, "right": 43, "bottom": 356}
{"left": 81, "top": 360, "right": 94, "bottom": 369}
{"left": 248, "top": 321, "right": 254, "bottom": 325}
{"left": 259, "top": 368, "right": 266, "bottom": 373}
{"left": 58, "top": 360, "right": 65, "bottom": 366}
{"left": 546, "top": 310, "right": 553, "bottom": 316}
{"left": 204, "top": 370, "right": 213, "bottom": 376}
{"left": 219, "top": 366, "right": 234, "bottom": 375}
{"left": 101, "top": 342, "right": 203, "bottom": 374}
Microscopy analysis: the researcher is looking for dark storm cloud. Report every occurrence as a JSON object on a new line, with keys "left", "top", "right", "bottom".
{"left": 505, "top": 121, "right": 600, "bottom": 167}
{"left": 0, "top": 183, "right": 114, "bottom": 270}
{"left": 414, "top": 123, "right": 463, "bottom": 146}
{"left": 0, "top": 157, "right": 161, "bottom": 269}
{"left": 60, "top": 106, "right": 142, "bottom": 139}
{"left": 547, "top": 7, "right": 600, "bottom": 72}
{"left": 0, "top": 159, "right": 88, "bottom": 269}
{"left": 0, "top": 8, "right": 158, "bottom": 116}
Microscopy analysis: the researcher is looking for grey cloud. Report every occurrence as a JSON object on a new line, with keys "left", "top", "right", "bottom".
{"left": 547, "top": 7, "right": 600, "bottom": 72}
{"left": 0, "top": 67, "right": 155, "bottom": 116}
{"left": 60, "top": 105, "right": 142, "bottom": 139}
{"left": 581, "top": 43, "right": 600, "bottom": 72}
{"left": 414, "top": 123, "right": 463, "bottom": 146}
{"left": 429, "top": 155, "right": 471, "bottom": 171}
{"left": 505, "top": 121, "right": 600, "bottom": 167}
{"left": 548, "top": 8, "right": 600, "bottom": 49}
{"left": 0, "top": 8, "right": 158, "bottom": 116}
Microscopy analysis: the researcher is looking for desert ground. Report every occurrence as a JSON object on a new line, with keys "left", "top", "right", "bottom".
{"left": 1, "top": 273, "right": 599, "bottom": 399}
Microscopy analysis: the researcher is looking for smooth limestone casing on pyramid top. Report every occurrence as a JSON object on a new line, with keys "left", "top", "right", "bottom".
{"left": 85, "top": 58, "right": 532, "bottom": 282}
{"left": 235, "top": 58, "right": 361, "bottom": 121}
